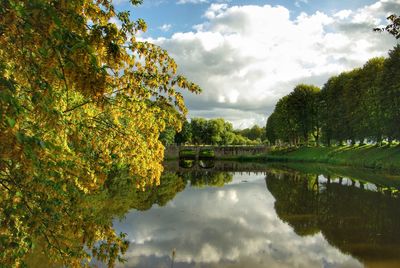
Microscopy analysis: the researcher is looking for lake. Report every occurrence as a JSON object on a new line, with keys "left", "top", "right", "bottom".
{"left": 107, "top": 161, "right": 400, "bottom": 268}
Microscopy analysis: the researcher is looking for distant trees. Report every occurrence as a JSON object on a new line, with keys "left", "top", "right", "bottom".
{"left": 236, "top": 125, "right": 266, "bottom": 142}
{"left": 266, "top": 45, "right": 400, "bottom": 146}
{"left": 160, "top": 118, "right": 263, "bottom": 146}
{"left": 174, "top": 121, "right": 192, "bottom": 145}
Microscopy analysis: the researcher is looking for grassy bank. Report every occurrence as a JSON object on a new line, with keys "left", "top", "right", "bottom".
{"left": 236, "top": 145, "right": 400, "bottom": 172}
{"left": 166, "top": 145, "right": 400, "bottom": 173}
{"left": 268, "top": 162, "right": 400, "bottom": 189}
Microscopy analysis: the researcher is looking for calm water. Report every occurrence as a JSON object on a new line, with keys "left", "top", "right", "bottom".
{"left": 109, "top": 162, "right": 400, "bottom": 268}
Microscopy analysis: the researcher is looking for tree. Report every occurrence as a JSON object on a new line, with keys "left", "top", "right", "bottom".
{"left": 265, "top": 112, "right": 278, "bottom": 145}
{"left": 342, "top": 68, "right": 364, "bottom": 144}
{"left": 359, "top": 57, "right": 385, "bottom": 144}
{"left": 239, "top": 125, "right": 265, "bottom": 141}
{"left": 286, "top": 84, "right": 320, "bottom": 145}
{"left": 159, "top": 126, "right": 176, "bottom": 146}
{"left": 207, "top": 118, "right": 225, "bottom": 145}
{"left": 374, "top": 14, "right": 400, "bottom": 39}
{"left": 320, "top": 74, "right": 350, "bottom": 145}
{"left": 174, "top": 120, "right": 192, "bottom": 145}
{"left": 380, "top": 45, "right": 400, "bottom": 143}
{"left": 190, "top": 118, "right": 208, "bottom": 144}
{"left": 0, "top": 0, "right": 199, "bottom": 266}
{"left": 272, "top": 96, "right": 298, "bottom": 145}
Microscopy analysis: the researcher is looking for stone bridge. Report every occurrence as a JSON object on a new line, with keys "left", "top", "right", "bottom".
{"left": 164, "top": 145, "right": 269, "bottom": 159}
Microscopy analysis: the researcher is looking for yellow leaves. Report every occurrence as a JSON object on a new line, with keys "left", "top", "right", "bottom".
{"left": 1, "top": 0, "right": 201, "bottom": 265}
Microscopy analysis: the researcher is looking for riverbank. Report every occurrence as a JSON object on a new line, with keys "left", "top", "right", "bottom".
{"left": 235, "top": 145, "right": 400, "bottom": 173}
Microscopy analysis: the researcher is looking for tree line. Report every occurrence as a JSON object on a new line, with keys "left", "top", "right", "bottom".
{"left": 266, "top": 44, "right": 400, "bottom": 147}
{"left": 160, "top": 118, "right": 266, "bottom": 146}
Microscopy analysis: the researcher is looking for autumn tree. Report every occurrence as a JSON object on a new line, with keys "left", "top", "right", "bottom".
{"left": 0, "top": 0, "right": 199, "bottom": 266}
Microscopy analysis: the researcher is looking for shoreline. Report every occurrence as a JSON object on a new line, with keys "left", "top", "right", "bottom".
{"left": 166, "top": 145, "right": 400, "bottom": 173}
{"left": 233, "top": 145, "right": 400, "bottom": 173}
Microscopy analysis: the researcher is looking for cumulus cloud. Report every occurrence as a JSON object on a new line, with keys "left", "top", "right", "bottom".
{"left": 295, "top": 0, "right": 309, "bottom": 8}
{"left": 114, "top": 174, "right": 362, "bottom": 267}
{"left": 148, "top": 1, "right": 398, "bottom": 128}
{"left": 159, "top": 23, "right": 172, "bottom": 32}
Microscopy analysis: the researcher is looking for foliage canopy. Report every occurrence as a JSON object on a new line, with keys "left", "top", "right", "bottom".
{"left": 0, "top": 0, "right": 200, "bottom": 266}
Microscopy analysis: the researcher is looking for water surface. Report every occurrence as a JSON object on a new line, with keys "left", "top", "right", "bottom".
{"left": 112, "top": 162, "right": 400, "bottom": 268}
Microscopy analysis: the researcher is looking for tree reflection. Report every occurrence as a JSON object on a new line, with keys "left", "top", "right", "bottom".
{"left": 179, "top": 159, "right": 196, "bottom": 169}
{"left": 1, "top": 169, "right": 187, "bottom": 267}
{"left": 181, "top": 171, "right": 233, "bottom": 187}
{"left": 266, "top": 169, "right": 400, "bottom": 265}
{"left": 1, "top": 166, "right": 235, "bottom": 266}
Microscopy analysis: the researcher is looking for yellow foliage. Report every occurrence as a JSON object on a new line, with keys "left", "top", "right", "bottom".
{"left": 0, "top": 0, "right": 200, "bottom": 266}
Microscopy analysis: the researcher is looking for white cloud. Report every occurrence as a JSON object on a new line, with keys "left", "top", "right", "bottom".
{"left": 334, "top": 9, "right": 353, "bottom": 20}
{"left": 295, "top": 0, "right": 309, "bottom": 8}
{"left": 159, "top": 23, "right": 172, "bottom": 32}
{"left": 148, "top": 1, "right": 398, "bottom": 128}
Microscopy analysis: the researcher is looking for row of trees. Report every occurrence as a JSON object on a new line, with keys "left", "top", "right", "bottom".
{"left": 266, "top": 45, "right": 400, "bottom": 146}
{"left": 160, "top": 118, "right": 266, "bottom": 146}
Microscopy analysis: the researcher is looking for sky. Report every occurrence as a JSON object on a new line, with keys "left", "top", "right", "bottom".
{"left": 115, "top": 0, "right": 399, "bottom": 129}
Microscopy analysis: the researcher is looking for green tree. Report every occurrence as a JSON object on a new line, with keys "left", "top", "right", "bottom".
{"left": 380, "top": 44, "right": 400, "bottom": 143}
{"left": 274, "top": 96, "right": 298, "bottom": 145}
{"left": 239, "top": 125, "right": 265, "bottom": 141}
{"left": 320, "top": 74, "right": 349, "bottom": 145}
{"left": 265, "top": 112, "right": 279, "bottom": 145}
{"left": 174, "top": 120, "right": 192, "bottom": 145}
{"left": 159, "top": 126, "right": 176, "bottom": 146}
{"left": 286, "top": 84, "right": 320, "bottom": 145}
{"left": 207, "top": 118, "right": 226, "bottom": 145}
{"left": 190, "top": 118, "right": 208, "bottom": 144}
{"left": 359, "top": 57, "right": 385, "bottom": 143}
{"left": 342, "top": 68, "right": 364, "bottom": 144}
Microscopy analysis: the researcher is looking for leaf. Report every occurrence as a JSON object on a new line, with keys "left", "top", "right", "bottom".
{"left": 6, "top": 117, "right": 16, "bottom": 128}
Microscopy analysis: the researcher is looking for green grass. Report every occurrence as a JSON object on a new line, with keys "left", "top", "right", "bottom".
{"left": 179, "top": 149, "right": 196, "bottom": 158}
{"left": 265, "top": 145, "right": 400, "bottom": 172}
{"left": 198, "top": 149, "right": 215, "bottom": 158}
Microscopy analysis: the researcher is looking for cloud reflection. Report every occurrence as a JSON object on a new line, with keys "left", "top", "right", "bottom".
{"left": 114, "top": 174, "right": 361, "bottom": 268}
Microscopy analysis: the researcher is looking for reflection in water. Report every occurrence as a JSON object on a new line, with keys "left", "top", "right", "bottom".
{"left": 266, "top": 169, "right": 400, "bottom": 267}
{"left": 179, "top": 159, "right": 195, "bottom": 169}
{"left": 2, "top": 169, "right": 187, "bottom": 267}
{"left": 3, "top": 162, "right": 400, "bottom": 267}
{"left": 179, "top": 159, "right": 216, "bottom": 169}
{"left": 198, "top": 159, "right": 215, "bottom": 169}
{"left": 114, "top": 169, "right": 361, "bottom": 268}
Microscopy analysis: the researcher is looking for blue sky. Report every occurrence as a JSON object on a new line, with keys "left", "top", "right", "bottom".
{"left": 117, "top": 0, "right": 379, "bottom": 37}
{"left": 114, "top": 0, "right": 399, "bottom": 128}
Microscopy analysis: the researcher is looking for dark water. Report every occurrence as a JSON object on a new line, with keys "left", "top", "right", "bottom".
{"left": 110, "top": 162, "right": 400, "bottom": 268}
